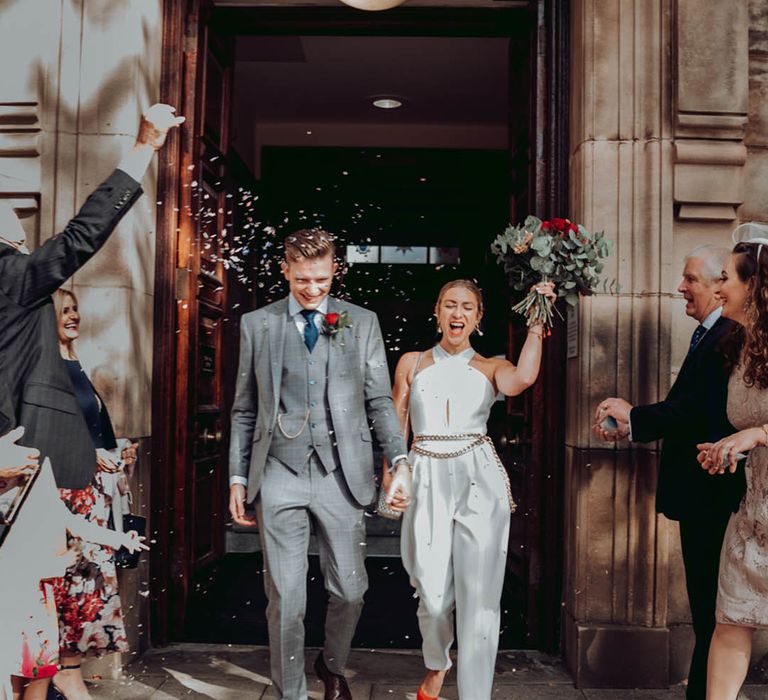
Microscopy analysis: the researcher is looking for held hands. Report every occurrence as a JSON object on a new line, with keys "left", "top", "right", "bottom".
{"left": 135, "top": 103, "right": 185, "bottom": 151}
{"left": 229, "top": 484, "right": 257, "bottom": 527}
{"left": 592, "top": 398, "right": 632, "bottom": 442}
{"left": 697, "top": 428, "right": 765, "bottom": 474}
{"left": 383, "top": 460, "right": 413, "bottom": 514}
{"left": 0, "top": 426, "right": 40, "bottom": 480}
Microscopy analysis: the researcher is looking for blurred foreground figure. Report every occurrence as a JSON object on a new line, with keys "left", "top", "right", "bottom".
{"left": 0, "top": 103, "right": 182, "bottom": 700}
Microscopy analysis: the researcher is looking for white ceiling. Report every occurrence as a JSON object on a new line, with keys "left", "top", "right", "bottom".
{"left": 233, "top": 35, "right": 510, "bottom": 124}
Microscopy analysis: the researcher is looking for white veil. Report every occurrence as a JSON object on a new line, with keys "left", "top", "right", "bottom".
{"left": 732, "top": 222, "right": 768, "bottom": 262}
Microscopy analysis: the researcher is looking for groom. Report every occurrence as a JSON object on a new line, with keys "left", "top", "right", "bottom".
{"left": 229, "top": 229, "right": 409, "bottom": 700}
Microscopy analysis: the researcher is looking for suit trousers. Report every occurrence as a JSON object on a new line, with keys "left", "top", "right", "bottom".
{"left": 256, "top": 453, "right": 368, "bottom": 700}
{"left": 678, "top": 510, "right": 732, "bottom": 700}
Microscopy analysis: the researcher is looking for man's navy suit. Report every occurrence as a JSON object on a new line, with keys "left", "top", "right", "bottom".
{"left": 630, "top": 316, "right": 746, "bottom": 699}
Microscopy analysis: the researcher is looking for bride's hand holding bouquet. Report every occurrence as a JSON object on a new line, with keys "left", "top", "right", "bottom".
{"left": 491, "top": 216, "right": 613, "bottom": 331}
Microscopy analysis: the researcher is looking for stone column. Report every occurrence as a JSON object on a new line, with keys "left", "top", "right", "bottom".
{"left": 564, "top": 0, "right": 750, "bottom": 688}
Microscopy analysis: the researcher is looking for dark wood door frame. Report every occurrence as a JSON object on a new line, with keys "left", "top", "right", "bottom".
{"left": 152, "top": 0, "right": 569, "bottom": 649}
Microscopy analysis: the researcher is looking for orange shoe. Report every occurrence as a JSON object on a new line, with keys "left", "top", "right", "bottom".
{"left": 417, "top": 688, "right": 438, "bottom": 700}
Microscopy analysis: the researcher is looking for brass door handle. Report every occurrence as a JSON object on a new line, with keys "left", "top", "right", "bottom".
{"left": 199, "top": 427, "right": 223, "bottom": 445}
{"left": 498, "top": 434, "right": 520, "bottom": 449}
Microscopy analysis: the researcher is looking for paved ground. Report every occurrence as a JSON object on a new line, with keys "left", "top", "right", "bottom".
{"left": 82, "top": 644, "right": 768, "bottom": 700}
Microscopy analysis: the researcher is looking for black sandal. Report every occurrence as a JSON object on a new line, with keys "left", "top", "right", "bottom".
{"left": 48, "top": 664, "right": 82, "bottom": 700}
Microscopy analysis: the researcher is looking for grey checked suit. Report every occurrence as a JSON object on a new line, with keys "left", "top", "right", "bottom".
{"left": 230, "top": 295, "right": 406, "bottom": 699}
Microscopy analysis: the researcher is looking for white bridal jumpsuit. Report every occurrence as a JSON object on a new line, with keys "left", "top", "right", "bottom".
{"left": 401, "top": 345, "right": 515, "bottom": 700}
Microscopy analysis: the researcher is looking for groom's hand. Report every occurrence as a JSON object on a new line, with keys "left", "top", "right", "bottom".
{"left": 385, "top": 460, "right": 412, "bottom": 512}
{"left": 229, "top": 484, "right": 257, "bottom": 527}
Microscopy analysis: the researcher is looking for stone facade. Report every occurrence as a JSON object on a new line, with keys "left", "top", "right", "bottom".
{"left": 564, "top": 0, "right": 768, "bottom": 687}
{"left": 1, "top": 0, "right": 767, "bottom": 688}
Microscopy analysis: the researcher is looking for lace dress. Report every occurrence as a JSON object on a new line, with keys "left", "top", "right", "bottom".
{"left": 716, "top": 364, "right": 768, "bottom": 626}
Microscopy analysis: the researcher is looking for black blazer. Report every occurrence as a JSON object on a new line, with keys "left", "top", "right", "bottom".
{"left": 0, "top": 169, "right": 142, "bottom": 489}
{"left": 630, "top": 316, "right": 746, "bottom": 521}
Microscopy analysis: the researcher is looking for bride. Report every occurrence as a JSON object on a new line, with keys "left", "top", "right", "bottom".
{"left": 383, "top": 278, "right": 555, "bottom": 700}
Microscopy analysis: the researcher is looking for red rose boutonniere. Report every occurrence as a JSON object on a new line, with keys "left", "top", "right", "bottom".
{"left": 322, "top": 310, "right": 353, "bottom": 342}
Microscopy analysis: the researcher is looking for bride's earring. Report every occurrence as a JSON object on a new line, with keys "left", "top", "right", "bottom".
{"left": 474, "top": 324, "right": 484, "bottom": 336}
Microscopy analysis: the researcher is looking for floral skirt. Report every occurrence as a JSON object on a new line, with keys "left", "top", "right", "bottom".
{"left": 15, "top": 580, "right": 59, "bottom": 679}
{"left": 53, "top": 473, "right": 128, "bottom": 655}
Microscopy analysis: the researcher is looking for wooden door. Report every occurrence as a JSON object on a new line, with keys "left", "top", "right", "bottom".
{"left": 152, "top": 0, "right": 235, "bottom": 642}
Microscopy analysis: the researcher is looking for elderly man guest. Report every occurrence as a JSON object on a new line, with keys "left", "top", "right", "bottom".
{"left": 593, "top": 245, "right": 746, "bottom": 700}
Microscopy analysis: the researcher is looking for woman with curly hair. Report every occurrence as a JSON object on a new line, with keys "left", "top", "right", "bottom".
{"left": 697, "top": 229, "right": 768, "bottom": 700}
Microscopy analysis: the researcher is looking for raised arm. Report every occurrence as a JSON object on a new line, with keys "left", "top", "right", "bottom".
{"left": 493, "top": 323, "right": 546, "bottom": 397}
{"left": 0, "top": 104, "right": 183, "bottom": 307}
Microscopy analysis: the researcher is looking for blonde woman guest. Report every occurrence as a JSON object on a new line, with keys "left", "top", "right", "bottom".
{"left": 697, "top": 231, "right": 768, "bottom": 700}
{"left": 384, "top": 279, "right": 554, "bottom": 700}
{"left": 50, "top": 289, "right": 138, "bottom": 700}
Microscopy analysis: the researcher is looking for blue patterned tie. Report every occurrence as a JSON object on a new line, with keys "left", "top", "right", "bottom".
{"left": 688, "top": 324, "right": 706, "bottom": 354}
{"left": 301, "top": 309, "right": 319, "bottom": 352}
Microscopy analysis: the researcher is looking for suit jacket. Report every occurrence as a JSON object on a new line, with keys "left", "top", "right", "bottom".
{"left": 229, "top": 296, "right": 407, "bottom": 507}
{"left": 0, "top": 169, "right": 142, "bottom": 489}
{"left": 630, "top": 316, "right": 746, "bottom": 521}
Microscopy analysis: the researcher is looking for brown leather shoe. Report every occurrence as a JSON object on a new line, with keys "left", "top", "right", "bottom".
{"left": 314, "top": 652, "right": 352, "bottom": 700}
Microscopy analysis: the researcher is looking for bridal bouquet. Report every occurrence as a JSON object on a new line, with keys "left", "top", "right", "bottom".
{"left": 491, "top": 215, "right": 613, "bottom": 329}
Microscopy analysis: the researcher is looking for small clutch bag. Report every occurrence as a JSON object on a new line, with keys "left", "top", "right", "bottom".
{"left": 376, "top": 489, "right": 402, "bottom": 520}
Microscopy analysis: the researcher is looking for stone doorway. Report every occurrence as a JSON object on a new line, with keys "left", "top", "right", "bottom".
{"left": 151, "top": 0, "right": 570, "bottom": 654}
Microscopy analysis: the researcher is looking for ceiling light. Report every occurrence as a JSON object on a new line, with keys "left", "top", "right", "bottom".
{"left": 339, "top": 0, "right": 407, "bottom": 10}
{"left": 372, "top": 97, "right": 403, "bottom": 110}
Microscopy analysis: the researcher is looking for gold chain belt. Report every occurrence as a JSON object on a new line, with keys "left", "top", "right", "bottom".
{"left": 411, "top": 434, "right": 516, "bottom": 513}
{"left": 411, "top": 433, "right": 487, "bottom": 459}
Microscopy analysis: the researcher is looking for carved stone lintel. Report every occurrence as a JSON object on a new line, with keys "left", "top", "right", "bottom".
{"left": 675, "top": 114, "right": 748, "bottom": 140}
{"left": 0, "top": 102, "right": 41, "bottom": 157}
{"left": 674, "top": 141, "right": 747, "bottom": 220}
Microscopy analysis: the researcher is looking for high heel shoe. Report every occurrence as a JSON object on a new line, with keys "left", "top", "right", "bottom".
{"left": 417, "top": 688, "right": 438, "bottom": 700}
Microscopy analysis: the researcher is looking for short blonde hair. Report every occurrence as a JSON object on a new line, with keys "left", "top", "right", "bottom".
{"left": 283, "top": 228, "right": 336, "bottom": 262}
